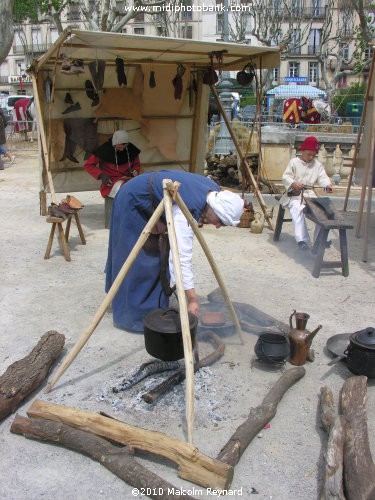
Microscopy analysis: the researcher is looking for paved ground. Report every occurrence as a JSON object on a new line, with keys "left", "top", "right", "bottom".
{"left": 0, "top": 147, "right": 374, "bottom": 500}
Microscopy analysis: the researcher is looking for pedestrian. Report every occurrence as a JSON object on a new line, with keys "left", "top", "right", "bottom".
{"left": 83, "top": 130, "right": 140, "bottom": 198}
{"left": 279, "top": 136, "right": 333, "bottom": 250}
{"left": 0, "top": 109, "right": 15, "bottom": 167}
{"left": 105, "top": 170, "right": 244, "bottom": 332}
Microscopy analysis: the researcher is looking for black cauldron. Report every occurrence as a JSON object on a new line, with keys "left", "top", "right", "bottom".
{"left": 143, "top": 308, "right": 197, "bottom": 361}
{"left": 254, "top": 332, "right": 290, "bottom": 364}
{"left": 345, "top": 327, "right": 375, "bottom": 378}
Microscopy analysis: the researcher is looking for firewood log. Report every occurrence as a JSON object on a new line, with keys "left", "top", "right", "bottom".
{"left": 0, "top": 331, "right": 65, "bottom": 421}
{"left": 340, "top": 376, "right": 375, "bottom": 500}
{"left": 216, "top": 366, "right": 305, "bottom": 466}
{"left": 11, "top": 416, "right": 196, "bottom": 500}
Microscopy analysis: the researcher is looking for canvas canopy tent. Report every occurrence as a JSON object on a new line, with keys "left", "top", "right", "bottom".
{"left": 265, "top": 84, "right": 326, "bottom": 109}
{"left": 29, "top": 28, "right": 280, "bottom": 209}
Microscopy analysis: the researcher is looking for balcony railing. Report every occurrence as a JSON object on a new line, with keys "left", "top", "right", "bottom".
{"left": 13, "top": 43, "right": 52, "bottom": 55}
{"left": 288, "top": 47, "right": 302, "bottom": 55}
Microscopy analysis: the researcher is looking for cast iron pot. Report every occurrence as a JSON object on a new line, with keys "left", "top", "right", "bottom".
{"left": 143, "top": 308, "right": 197, "bottom": 362}
{"left": 344, "top": 327, "right": 375, "bottom": 378}
{"left": 254, "top": 332, "right": 290, "bottom": 364}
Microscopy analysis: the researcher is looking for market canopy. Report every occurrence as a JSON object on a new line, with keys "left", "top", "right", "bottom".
{"left": 36, "top": 29, "right": 280, "bottom": 72}
{"left": 266, "top": 84, "right": 326, "bottom": 99}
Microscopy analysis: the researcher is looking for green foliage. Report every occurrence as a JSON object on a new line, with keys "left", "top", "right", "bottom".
{"left": 332, "top": 82, "right": 366, "bottom": 116}
{"left": 13, "top": 0, "right": 64, "bottom": 23}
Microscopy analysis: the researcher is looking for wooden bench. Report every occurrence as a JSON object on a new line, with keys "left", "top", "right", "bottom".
{"left": 273, "top": 195, "right": 292, "bottom": 242}
{"left": 304, "top": 198, "right": 353, "bottom": 278}
{"left": 44, "top": 210, "right": 86, "bottom": 262}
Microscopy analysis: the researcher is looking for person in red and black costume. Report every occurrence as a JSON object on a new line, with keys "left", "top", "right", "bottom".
{"left": 84, "top": 130, "right": 141, "bottom": 198}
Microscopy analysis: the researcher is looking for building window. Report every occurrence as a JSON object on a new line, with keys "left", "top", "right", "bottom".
{"left": 134, "top": 12, "right": 144, "bottom": 22}
{"left": 272, "top": 67, "right": 279, "bottom": 83}
{"left": 181, "top": 0, "right": 193, "bottom": 20}
{"left": 309, "top": 62, "right": 318, "bottom": 83}
{"left": 288, "top": 61, "right": 300, "bottom": 77}
{"left": 312, "top": 0, "right": 322, "bottom": 16}
{"left": 216, "top": 1, "right": 223, "bottom": 34}
{"left": 291, "top": 0, "right": 302, "bottom": 16}
{"left": 340, "top": 43, "right": 349, "bottom": 62}
{"left": 50, "top": 28, "right": 58, "bottom": 44}
{"left": 32, "top": 28, "right": 42, "bottom": 49}
{"left": 289, "top": 29, "right": 301, "bottom": 54}
{"left": 309, "top": 29, "right": 320, "bottom": 54}
{"left": 181, "top": 25, "right": 193, "bottom": 39}
{"left": 134, "top": 27, "right": 145, "bottom": 35}
{"left": 365, "top": 45, "right": 373, "bottom": 60}
{"left": 67, "top": 2, "right": 81, "bottom": 21}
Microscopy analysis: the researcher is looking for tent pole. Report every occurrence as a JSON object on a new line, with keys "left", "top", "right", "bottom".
{"left": 210, "top": 84, "right": 274, "bottom": 231}
{"left": 344, "top": 52, "right": 375, "bottom": 211}
{"left": 361, "top": 99, "right": 375, "bottom": 261}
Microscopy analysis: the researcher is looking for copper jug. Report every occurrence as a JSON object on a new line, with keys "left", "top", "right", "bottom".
{"left": 288, "top": 310, "right": 322, "bottom": 366}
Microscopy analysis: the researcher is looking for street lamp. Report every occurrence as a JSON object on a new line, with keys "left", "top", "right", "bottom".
{"left": 212, "top": 0, "right": 234, "bottom": 156}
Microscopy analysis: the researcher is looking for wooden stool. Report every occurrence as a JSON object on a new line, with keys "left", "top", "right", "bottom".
{"left": 44, "top": 210, "right": 86, "bottom": 262}
{"left": 304, "top": 198, "right": 353, "bottom": 278}
{"left": 273, "top": 195, "right": 292, "bottom": 242}
{"left": 105, "top": 197, "right": 113, "bottom": 229}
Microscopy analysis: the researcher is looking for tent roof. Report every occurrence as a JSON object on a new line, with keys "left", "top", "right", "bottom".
{"left": 35, "top": 28, "right": 280, "bottom": 71}
{"left": 266, "top": 84, "right": 326, "bottom": 99}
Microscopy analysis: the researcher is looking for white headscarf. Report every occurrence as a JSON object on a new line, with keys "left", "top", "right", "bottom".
{"left": 112, "top": 130, "right": 129, "bottom": 145}
{"left": 206, "top": 190, "right": 244, "bottom": 227}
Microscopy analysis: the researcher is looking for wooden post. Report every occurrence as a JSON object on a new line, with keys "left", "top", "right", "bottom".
{"left": 163, "top": 180, "right": 195, "bottom": 444}
{"left": 189, "top": 75, "right": 203, "bottom": 173}
{"left": 210, "top": 84, "right": 274, "bottom": 231}
{"left": 344, "top": 52, "right": 375, "bottom": 211}
{"left": 173, "top": 190, "right": 245, "bottom": 345}
{"left": 45, "top": 200, "right": 165, "bottom": 393}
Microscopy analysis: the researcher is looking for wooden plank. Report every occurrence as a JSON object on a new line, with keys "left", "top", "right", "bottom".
{"left": 27, "top": 400, "right": 233, "bottom": 490}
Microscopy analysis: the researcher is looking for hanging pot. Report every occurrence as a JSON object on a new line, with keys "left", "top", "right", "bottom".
{"left": 344, "top": 327, "right": 375, "bottom": 378}
{"left": 254, "top": 332, "right": 290, "bottom": 364}
{"left": 236, "top": 64, "right": 255, "bottom": 87}
{"left": 143, "top": 308, "right": 197, "bottom": 361}
{"left": 202, "top": 69, "right": 218, "bottom": 85}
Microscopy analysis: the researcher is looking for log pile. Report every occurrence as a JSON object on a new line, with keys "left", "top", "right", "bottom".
{"left": 205, "top": 152, "right": 258, "bottom": 189}
{"left": 319, "top": 376, "right": 375, "bottom": 499}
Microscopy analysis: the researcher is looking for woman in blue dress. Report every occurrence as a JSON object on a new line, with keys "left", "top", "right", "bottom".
{"left": 105, "top": 170, "right": 244, "bottom": 332}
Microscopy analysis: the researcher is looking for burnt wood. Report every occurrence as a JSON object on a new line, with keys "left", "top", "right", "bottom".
{"left": 0, "top": 331, "right": 65, "bottom": 421}
{"left": 10, "top": 416, "right": 196, "bottom": 500}
{"left": 216, "top": 366, "right": 305, "bottom": 466}
{"left": 142, "top": 331, "right": 225, "bottom": 404}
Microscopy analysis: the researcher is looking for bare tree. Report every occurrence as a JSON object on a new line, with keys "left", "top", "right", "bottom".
{"left": 0, "top": 0, "right": 15, "bottom": 65}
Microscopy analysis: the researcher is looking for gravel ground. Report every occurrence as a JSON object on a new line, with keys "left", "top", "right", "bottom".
{"left": 0, "top": 148, "right": 374, "bottom": 500}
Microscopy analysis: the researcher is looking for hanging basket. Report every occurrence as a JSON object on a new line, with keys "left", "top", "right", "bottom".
{"left": 238, "top": 208, "right": 255, "bottom": 228}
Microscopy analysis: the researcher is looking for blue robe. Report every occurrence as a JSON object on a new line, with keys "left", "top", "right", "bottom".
{"left": 105, "top": 170, "right": 220, "bottom": 332}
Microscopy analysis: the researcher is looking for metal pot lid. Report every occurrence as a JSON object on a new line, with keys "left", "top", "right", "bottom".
{"left": 326, "top": 333, "right": 351, "bottom": 357}
{"left": 352, "top": 327, "right": 375, "bottom": 347}
{"left": 143, "top": 308, "right": 197, "bottom": 334}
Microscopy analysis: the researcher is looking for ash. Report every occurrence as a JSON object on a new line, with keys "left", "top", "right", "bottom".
{"left": 95, "top": 365, "right": 230, "bottom": 426}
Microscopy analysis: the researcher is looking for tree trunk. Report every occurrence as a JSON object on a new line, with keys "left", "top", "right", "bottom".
{"left": 340, "top": 376, "right": 375, "bottom": 500}
{"left": 11, "top": 416, "right": 197, "bottom": 500}
{"left": 216, "top": 366, "right": 305, "bottom": 466}
{"left": 0, "top": 0, "right": 14, "bottom": 65}
{"left": 0, "top": 331, "right": 65, "bottom": 421}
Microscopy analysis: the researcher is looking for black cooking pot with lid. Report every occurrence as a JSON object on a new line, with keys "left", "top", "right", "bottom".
{"left": 345, "top": 327, "right": 375, "bottom": 378}
{"left": 143, "top": 308, "right": 197, "bottom": 361}
{"left": 254, "top": 332, "right": 290, "bottom": 364}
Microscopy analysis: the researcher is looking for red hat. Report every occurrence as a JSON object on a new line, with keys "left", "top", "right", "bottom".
{"left": 299, "top": 136, "right": 319, "bottom": 152}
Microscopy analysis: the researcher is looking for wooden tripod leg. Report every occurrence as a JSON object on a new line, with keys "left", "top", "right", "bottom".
{"left": 163, "top": 179, "right": 195, "bottom": 445}
{"left": 74, "top": 211, "right": 86, "bottom": 245}
{"left": 173, "top": 189, "right": 245, "bottom": 345}
{"left": 44, "top": 223, "right": 56, "bottom": 259}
